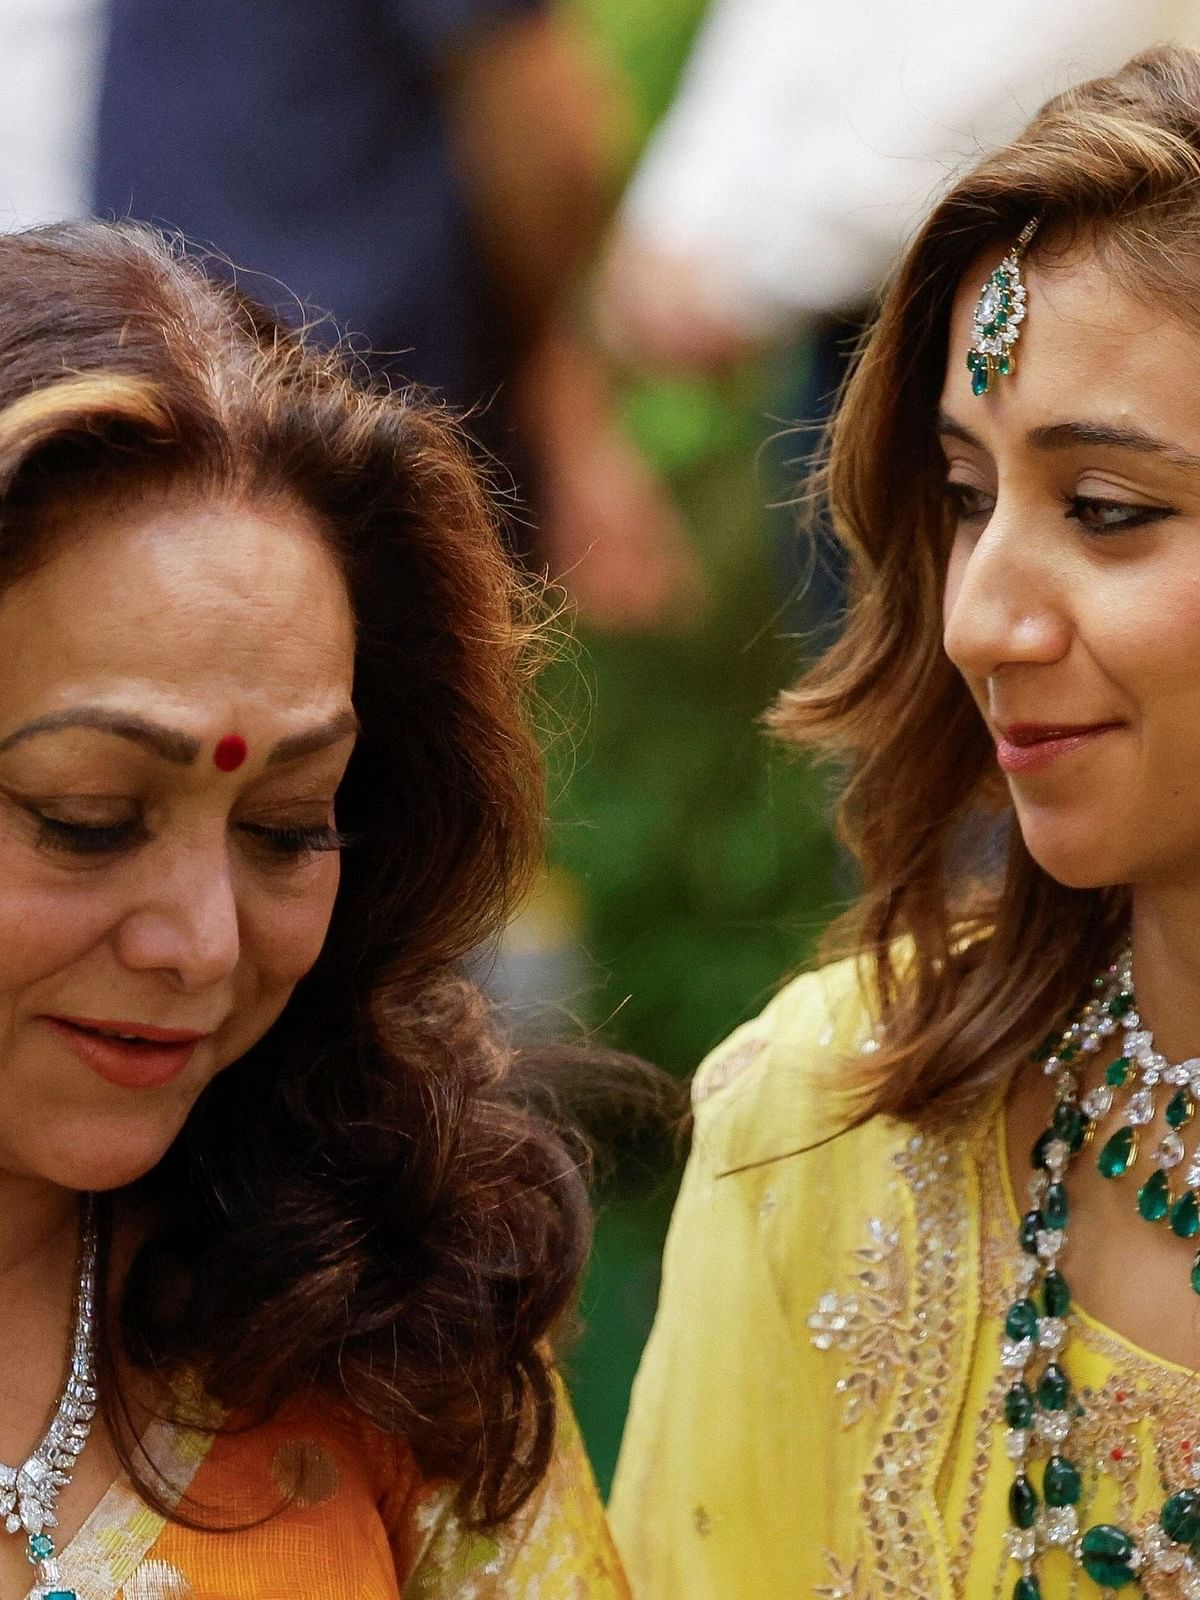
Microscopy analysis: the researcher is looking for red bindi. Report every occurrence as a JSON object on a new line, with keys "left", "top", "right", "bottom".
{"left": 213, "top": 734, "right": 248, "bottom": 773}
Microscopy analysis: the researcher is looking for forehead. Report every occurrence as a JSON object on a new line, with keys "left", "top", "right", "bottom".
{"left": 941, "top": 246, "right": 1200, "bottom": 443}
{"left": 0, "top": 494, "right": 355, "bottom": 725}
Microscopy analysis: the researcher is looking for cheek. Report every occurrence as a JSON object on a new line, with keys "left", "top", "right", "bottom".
{"left": 243, "top": 857, "right": 341, "bottom": 993}
{"left": 0, "top": 853, "right": 115, "bottom": 996}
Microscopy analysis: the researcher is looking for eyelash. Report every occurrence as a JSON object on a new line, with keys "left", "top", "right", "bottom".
{"left": 943, "top": 482, "right": 1175, "bottom": 535}
{"left": 32, "top": 815, "right": 352, "bottom": 861}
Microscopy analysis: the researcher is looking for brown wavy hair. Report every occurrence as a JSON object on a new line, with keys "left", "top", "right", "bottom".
{"left": 771, "top": 46, "right": 1200, "bottom": 1121}
{"left": 0, "top": 219, "right": 588, "bottom": 1525}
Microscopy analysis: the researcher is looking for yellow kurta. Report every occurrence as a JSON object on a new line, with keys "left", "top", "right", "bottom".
{"left": 610, "top": 958, "right": 1200, "bottom": 1599}
{"left": 40, "top": 1387, "right": 628, "bottom": 1600}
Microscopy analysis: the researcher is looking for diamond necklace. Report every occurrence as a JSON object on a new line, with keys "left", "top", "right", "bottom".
{"left": 4, "top": 1196, "right": 98, "bottom": 1600}
{"left": 1004, "top": 955, "right": 1200, "bottom": 1595}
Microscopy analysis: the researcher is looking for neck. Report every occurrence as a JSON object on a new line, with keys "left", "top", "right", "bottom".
{"left": 1129, "top": 888, "right": 1200, "bottom": 1060}
{"left": 0, "top": 1172, "right": 79, "bottom": 1286}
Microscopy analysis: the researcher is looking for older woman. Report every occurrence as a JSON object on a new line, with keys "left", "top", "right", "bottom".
{"left": 0, "top": 221, "right": 625, "bottom": 1600}
{"left": 612, "top": 43, "right": 1200, "bottom": 1600}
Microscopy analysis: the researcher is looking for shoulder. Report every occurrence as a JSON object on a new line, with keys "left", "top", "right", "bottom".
{"left": 688, "top": 954, "right": 879, "bottom": 1173}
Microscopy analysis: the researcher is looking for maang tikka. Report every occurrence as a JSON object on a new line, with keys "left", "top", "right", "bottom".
{"left": 966, "top": 218, "right": 1039, "bottom": 396}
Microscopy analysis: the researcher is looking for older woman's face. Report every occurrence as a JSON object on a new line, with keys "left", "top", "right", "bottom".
{"left": 0, "top": 492, "right": 356, "bottom": 1191}
{"left": 940, "top": 247, "right": 1200, "bottom": 892}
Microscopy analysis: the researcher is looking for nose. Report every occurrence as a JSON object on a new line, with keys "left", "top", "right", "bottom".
{"left": 942, "top": 500, "right": 1071, "bottom": 678}
{"left": 114, "top": 840, "right": 241, "bottom": 991}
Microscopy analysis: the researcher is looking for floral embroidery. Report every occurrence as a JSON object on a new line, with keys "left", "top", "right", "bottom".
{"left": 861, "top": 1123, "right": 975, "bottom": 1594}
{"left": 806, "top": 1216, "right": 906, "bottom": 1428}
{"left": 813, "top": 1551, "right": 866, "bottom": 1598}
{"left": 692, "top": 1037, "right": 767, "bottom": 1106}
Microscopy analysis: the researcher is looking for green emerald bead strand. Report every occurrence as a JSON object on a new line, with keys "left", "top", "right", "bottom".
{"left": 1079, "top": 1524, "right": 1139, "bottom": 1588}
{"left": 1137, "top": 1167, "right": 1172, "bottom": 1222}
{"left": 1043, "top": 1454, "right": 1082, "bottom": 1507}
{"left": 1106, "top": 1055, "right": 1133, "bottom": 1087}
{"left": 1167, "top": 1089, "right": 1195, "bottom": 1129}
{"left": 1000, "top": 944, "right": 1200, "bottom": 1594}
{"left": 1009, "top": 1474, "right": 1039, "bottom": 1529}
{"left": 1005, "top": 1299, "right": 1039, "bottom": 1342}
{"left": 1171, "top": 1190, "right": 1200, "bottom": 1239}
{"left": 1042, "top": 1270, "right": 1070, "bottom": 1318}
{"left": 1098, "top": 1125, "right": 1138, "bottom": 1179}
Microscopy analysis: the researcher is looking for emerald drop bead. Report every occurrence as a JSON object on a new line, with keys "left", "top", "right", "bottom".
{"left": 1098, "top": 1126, "right": 1137, "bottom": 1179}
{"left": 1005, "top": 1298, "right": 1039, "bottom": 1341}
{"left": 1043, "top": 1454, "right": 1082, "bottom": 1507}
{"left": 998, "top": 354, "right": 1012, "bottom": 377}
{"left": 1138, "top": 1167, "right": 1171, "bottom": 1222}
{"left": 1170, "top": 1189, "right": 1200, "bottom": 1239}
{"left": 1043, "top": 1269, "right": 1070, "bottom": 1317}
{"left": 1014, "top": 1580, "right": 1041, "bottom": 1600}
{"left": 1168, "top": 1089, "right": 1195, "bottom": 1129}
{"left": 1018, "top": 1210, "right": 1041, "bottom": 1254}
{"left": 1043, "top": 1181, "right": 1069, "bottom": 1229}
{"left": 971, "top": 364, "right": 990, "bottom": 397}
{"left": 1108, "top": 992, "right": 1135, "bottom": 1018}
{"left": 1051, "top": 1100, "right": 1086, "bottom": 1152}
{"left": 1004, "top": 1382, "right": 1034, "bottom": 1428}
{"left": 1009, "top": 1473, "right": 1038, "bottom": 1529}
{"left": 1079, "top": 1525, "right": 1138, "bottom": 1588}
{"left": 1037, "top": 1362, "right": 1070, "bottom": 1411}
{"left": 1106, "top": 1055, "right": 1132, "bottom": 1086}
{"left": 1162, "top": 1488, "right": 1200, "bottom": 1545}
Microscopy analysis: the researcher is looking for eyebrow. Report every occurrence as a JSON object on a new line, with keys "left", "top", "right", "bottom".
{"left": 937, "top": 411, "right": 1200, "bottom": 472}
{"left": 0, "top": 705, "right": 359, "bottom": 765}
{"left": 265, "top": 709, "right": 360, "bottom": 765}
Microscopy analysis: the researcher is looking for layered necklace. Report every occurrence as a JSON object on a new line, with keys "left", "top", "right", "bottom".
{"left": 1004, "top": 947, "right": 1200, "bottom": 1595}
{"left": 5, "top": 1197, "right": 98, "bottom": 1600}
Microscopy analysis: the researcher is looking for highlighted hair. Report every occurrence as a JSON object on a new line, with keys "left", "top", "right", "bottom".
{"left": 773, "top": 47, "right": 1200, "bottom": 1119}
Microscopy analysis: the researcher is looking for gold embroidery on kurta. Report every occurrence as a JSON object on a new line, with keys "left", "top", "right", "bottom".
{"left": 806, "top": 1216, "right": 906, "bottom": 1428}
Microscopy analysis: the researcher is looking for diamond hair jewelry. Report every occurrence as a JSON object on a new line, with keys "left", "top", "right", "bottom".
{"left": 1003, "top": 952, "right": 1200, "bottom": 1595}
{"left": 966, "top": 218, "right": 1039, "bottom": 397}
{"left": 5, "top": 1196, "right": 98, "bottom": 1600}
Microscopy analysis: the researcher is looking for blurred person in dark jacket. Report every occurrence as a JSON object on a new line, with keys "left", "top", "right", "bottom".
{"left": 95, "top": 0, "right": 701, "bottom": 629}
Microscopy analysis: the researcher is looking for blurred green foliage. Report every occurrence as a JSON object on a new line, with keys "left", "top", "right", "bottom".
{"left": 551, "top": 0, "right": 843, "bottom": 1493}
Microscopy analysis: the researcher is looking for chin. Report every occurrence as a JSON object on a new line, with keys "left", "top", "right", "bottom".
{"left": 28, "top": 1110, "right": 187, "bottom": 1192}
{"left": 1016, "top": 815, "right": 1129, "bottom": 891}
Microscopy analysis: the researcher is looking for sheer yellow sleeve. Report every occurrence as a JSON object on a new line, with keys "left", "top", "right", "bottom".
{"left": 402, "top": 1396, "right": 631, "bottom": 1599}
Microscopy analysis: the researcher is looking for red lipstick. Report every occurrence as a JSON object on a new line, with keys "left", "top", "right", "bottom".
{"left": 995, "top": 721, "right": 1121, "bottom": 775}
{"left": 42, "top": 1014, "right": 210, "bottom": 1089}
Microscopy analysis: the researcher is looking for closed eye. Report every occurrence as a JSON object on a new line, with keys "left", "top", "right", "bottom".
{"left": 33, "top": 814, "right": 145, "bottom": 856}
{"left": 238, "top": 822, "right": 354, "bottom": 859}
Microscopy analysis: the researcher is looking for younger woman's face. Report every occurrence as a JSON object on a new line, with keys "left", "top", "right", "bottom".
{"left": 941, "top": 246, "right": 1200, "bottom": 893}
{"left": 0, "top": 491, "right": 356, "bottom": 1191}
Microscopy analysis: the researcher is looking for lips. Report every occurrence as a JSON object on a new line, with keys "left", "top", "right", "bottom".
{"left": 42, "top": 1014, "right": 212, "bottom": 1089}
{"left": 994, "top": 720, "right": 1122, "bottom": 775}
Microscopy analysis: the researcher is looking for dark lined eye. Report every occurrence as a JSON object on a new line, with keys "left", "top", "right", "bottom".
{"left": 239, "top": 823, "right": 353, "bottom": 859}
{"left": 1064, "top": 494, "right": 1174, "bottom": 534}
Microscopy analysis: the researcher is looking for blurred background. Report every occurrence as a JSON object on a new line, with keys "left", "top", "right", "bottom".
{"left": 1, "top": 0, "right": 1187, "bottom": 1497}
